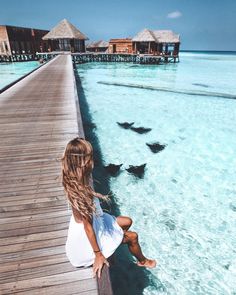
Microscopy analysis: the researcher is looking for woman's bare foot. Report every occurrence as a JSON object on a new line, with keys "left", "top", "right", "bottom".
{"left": 137, "top": 258, "right": 157, "bottom": 268}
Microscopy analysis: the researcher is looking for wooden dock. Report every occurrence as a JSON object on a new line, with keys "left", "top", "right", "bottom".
{"left": 0, "top": 55, "right": 112, "bottom": 294}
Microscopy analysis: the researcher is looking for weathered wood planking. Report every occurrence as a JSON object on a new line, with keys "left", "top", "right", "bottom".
{"left": 0, "top": 55, "right": 100, "bottom": 294}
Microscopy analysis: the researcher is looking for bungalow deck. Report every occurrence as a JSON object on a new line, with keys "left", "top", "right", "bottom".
{"left": 0, "top": 55, "right": 112, "bottom": 294}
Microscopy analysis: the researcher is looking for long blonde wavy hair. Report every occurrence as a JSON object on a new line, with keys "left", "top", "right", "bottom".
{"left": 61, "top": 137, "right": 108, "bottom": 219}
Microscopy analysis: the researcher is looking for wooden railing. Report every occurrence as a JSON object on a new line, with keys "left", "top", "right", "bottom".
{"left": 72, "top": 53, "right": 179, "bottom": 64}
{"left": 0, "top": 53, "right": 57, "bottom": 63}
{"left": 34, "top": 52, "right": 179, "bottom": 64}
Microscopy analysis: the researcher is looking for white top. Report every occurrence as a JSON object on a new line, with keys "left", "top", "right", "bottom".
{"left": 65, "top": 197, "right": 124, "bottom": 267}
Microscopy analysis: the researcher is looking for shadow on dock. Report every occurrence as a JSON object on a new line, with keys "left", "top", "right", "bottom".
{"left": 74, "top": 67, "right": 158, "bottom": 295}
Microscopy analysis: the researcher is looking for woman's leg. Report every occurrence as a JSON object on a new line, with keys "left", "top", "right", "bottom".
{"left": 122, "top": 231, "right": 146, "bottom": 261}
{"left": 116, "top": 216, "right": 132, "bottom": 232}
{"left": 123, "top": 231, "right": 156, "bottom": 268}
{"left": 116, "top": 217, "right": 156, "bottom": 268}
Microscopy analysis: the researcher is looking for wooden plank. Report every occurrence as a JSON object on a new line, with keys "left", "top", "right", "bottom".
{"left": 10, "top": 281, "right": 98, "bottom": 295}
{"left": 0, "top": 217, "right": 69, "bottom": 232}
{"left": 0, "top": 261, "right": 74, "bottom": 283}
{"left": 6, "top": 283, "right": 98, "bottom": 295}
{"left": 0, "top": 210, "right": 70, "bottom": 225}
{"left": 0, "top": 270, "right": 97, "bottom": 294}
{"left": 1, "top": 253, "right": 68, "bottom": 274}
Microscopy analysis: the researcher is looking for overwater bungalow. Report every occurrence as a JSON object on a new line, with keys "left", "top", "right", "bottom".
{"left": 132, "top": 28, "right": 180, "bottom": 56}
{"left": 0, "top": 25, "right": 49, "bottom": 56}
{"left": 108, "top": 38, "right": 133, "bottom": 54}
{"left": 86, "top": 40, "right": 109, "bottom": 53}
{"left": 42, "top": 19, "right": 88, "bottom": 53}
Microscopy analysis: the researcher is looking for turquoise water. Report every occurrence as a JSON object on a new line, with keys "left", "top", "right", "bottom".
{"left": 0, "top": 61, "right": 39, "bottom": 89}
{"left": 78, "top": 53, "right": 236, "bottom": 295}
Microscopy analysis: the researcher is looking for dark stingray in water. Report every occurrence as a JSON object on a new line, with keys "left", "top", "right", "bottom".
{"left": 146, "top": 142, "right": 166, "bottom": 153}
{"left": 104, "top": 164, "right": 123, "bottom": 176}
{"left": 126, "top": 164, "right": 146, "bottom": 178}
{"left": 117, "top": 122, "right": 134, "bottom": 129}
{"left": 130, "top": 127, "right": 152, "bottom": 134}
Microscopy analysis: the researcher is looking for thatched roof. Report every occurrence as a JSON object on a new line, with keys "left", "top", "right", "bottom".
{"left": 132, "top": 29, "right": 180, "bottom": 43}
{"left": 42, "top": 19, "right": 88, "bottom": 40}
{"left": 132, "top": 29, "right": 156, "bottom": 42}
{"left": 86, "top": 40, "right": 109, "bottom": 48}
{"left": 153, "top": 30, "right": 180, "bottom": 43}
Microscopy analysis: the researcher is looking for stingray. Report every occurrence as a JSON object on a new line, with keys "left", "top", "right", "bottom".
{"left": 104, "top": 164, "right": 123, "bottom": 176}
{"left": 117, "top": 122, "right": 134, "bottom": 129}
{"left": 130, "top": 127, "right": 152, "bottom": 134}
{"left": 146, "top": 142, "right": 166, "bottom": 153}
{"left": 126, "top": 164, "right": 146, "bottom": 178}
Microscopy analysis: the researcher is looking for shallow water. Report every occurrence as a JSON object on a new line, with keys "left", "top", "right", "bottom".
{"left": 0, "top": 61, "right": 39, "bottom": 89}
{"left": 76, "top": 52, "right": 236, "bottom": 295}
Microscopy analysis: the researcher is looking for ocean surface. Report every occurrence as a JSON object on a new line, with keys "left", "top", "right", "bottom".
{"left": 0, "top": 61, "right": 39, "bottom": 89}
{"left": 76, "top": 52, "right": 236, "bottom": 295}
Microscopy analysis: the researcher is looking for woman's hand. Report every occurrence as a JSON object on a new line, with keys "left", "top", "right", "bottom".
{"left": 81, "top": 216, "right": 109, "bottom": 278}
{"left": 93, "top": 252, "right": 109, "bottom": 278}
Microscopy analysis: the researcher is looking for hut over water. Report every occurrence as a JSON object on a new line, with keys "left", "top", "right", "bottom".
{"left": 132, "top": 28, "right": 180, "bottom": 56}
{"left": 42, "top": 19, "right": 88, "bottom": 52}
{"left": 86, "top": 40, "right": 109, "bottom": 53}
{"left": 108, "top": 38, "right": 133, "bottom": 54}
{"left": 0, "top": 25, "right": 49, "bottom": 56}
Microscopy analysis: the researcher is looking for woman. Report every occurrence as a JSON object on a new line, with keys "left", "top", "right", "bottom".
{"left": 62, "top": 137, "right": 156, "bottom": 278}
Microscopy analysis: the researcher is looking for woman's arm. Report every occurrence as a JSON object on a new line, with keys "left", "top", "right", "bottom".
{"left": 82, "top": 215, "right": 109, "bottom": 278}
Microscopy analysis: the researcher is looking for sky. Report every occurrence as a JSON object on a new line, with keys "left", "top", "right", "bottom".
{"left": 1, "top": 0, "right": 236, "bottom": 51}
